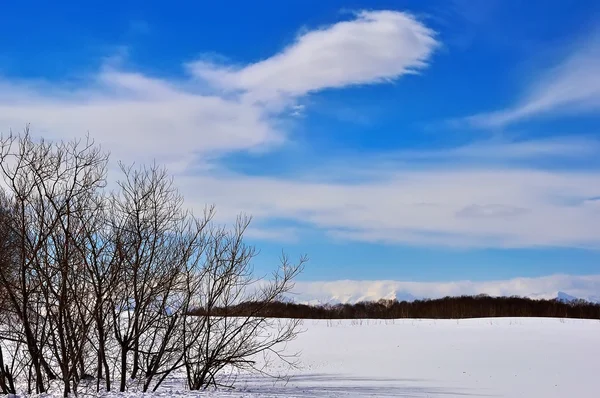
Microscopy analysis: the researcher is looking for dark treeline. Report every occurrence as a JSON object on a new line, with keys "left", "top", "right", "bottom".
{"left": 190, "top": 295, "right": 600, "bottom": 320}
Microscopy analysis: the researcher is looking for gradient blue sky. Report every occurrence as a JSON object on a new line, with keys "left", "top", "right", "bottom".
{"left": 1, "top": 0, "right": 600, "bottom": 285}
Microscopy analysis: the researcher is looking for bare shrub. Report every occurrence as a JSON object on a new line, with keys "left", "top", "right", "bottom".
{"left": 0, "top": 127, "right": 305, "bottom": 396}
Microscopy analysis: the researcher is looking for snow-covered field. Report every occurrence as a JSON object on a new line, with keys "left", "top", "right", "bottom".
{"left": 95, "top": 317, "right": 600, "bottom": 398}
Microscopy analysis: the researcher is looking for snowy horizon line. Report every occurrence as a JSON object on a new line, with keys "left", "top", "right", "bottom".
{"left": 287, "top": 274, "right": 600, "bottom": 305}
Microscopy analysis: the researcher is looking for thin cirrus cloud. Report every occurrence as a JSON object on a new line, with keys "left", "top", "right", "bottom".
{"left": 343, "top": 136, "right": 600, "bottom": 167}
{"left": 289, "top": 274, "right": 600, "bottom": 304}
{"left": 465, "top": 34, "right": 600, "bottom": 128}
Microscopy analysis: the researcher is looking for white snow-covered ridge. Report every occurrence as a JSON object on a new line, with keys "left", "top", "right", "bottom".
{"left": 288, "top": 275, "right": 600, "bottom": 304}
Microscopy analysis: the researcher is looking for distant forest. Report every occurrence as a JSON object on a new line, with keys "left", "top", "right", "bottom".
{"left": 190, "top": 295, "right": 600, "bottom": 320}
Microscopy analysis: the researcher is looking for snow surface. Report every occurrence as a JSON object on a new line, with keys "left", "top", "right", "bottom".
{"left": 88, "top": 317, "right": 600, "bottom": 398}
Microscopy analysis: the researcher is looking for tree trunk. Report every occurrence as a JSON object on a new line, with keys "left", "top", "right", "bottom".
{"left": 23, "top": 327, "right": 45, "bottom": 393}
{"left": 131, "top": 313, "right": 140, "bottom": 380}
{"left": 119, "top": 345, "right": 128, "bottom": 392}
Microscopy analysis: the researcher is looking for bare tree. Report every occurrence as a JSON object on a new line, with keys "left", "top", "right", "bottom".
{"left": 133, "top": 211, "right": 213, "bottom": 393}
{"left": 182, "top": 216, "right": 306, "bottom": 390}
{"left": 0, "top": 129, "right": 108, "bottom": 396}
{"left": 0, "top": 130, "right": 61, "bottom": 394}
{"left": 77, "top": 191, "right": 119, "bottom": 392}
{"left": 108, "top": 162, "right": 197, "bottom": 392}
{"left": 0, "top": 202, "right": 19, "bottom": 395}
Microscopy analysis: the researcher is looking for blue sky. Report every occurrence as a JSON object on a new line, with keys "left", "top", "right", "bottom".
{"left": 1, "top": 1, "right": 600, "bottom": 294}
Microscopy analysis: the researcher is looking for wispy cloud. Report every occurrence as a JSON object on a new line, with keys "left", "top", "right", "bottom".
{"left": 439, "top": 136, "right": 600, "bottom": 159}
{"left": 174, "top": 163, "right": 600, "bottom": 249}
{"left": 465, "top": 33, "right": 600, "bottom": 127}
{"left": 363, "top": 136, "right": 600, "bottom": 164}
{"left": 290, "top": 274, "right": 600, "bottom": 304}
{"left": 189, "top": 10, "right": 438, "bottom": 103}
{"left": 0, "top": 69, "right": 282, "bottom": 173}
{"left": 245, "top": 226, "right": 301, "bottom": 243}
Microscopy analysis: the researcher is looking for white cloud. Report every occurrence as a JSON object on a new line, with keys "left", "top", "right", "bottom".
{"left": 289, "top": 274, "right": 600, "bottom": 304}
{"left": 441, "top": 137, "right": 600, "bottom": 159}
{"left": 245, "top": 226, "right": 300, "bottom": 243}
{"left": 3, "top": 75, "right": 600, "bottom": 248}
{"left": 189, "top": 10, "right": 438, "bottom": 102}
{"left": 349, "top": 137, "right": 600, "bottom": 167}
{"left": 466, "top": 34, "right": 600, "bottom": 127}
{"left": 175, "top": 165, "right": 600, "bottom": 249}
{"left": 0, "top": 10, "right": 437, "bottom": 171}
{"left": 0, "top": 69, "right": 282, "bottom": 173}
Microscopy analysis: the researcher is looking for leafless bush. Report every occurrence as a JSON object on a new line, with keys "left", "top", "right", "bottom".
{"left": 181, "top": 218, "right": 306, "bottom": 390}
{"left": 0, "top": 127, "right": 305, "bottom": 396}
{"left": 0, "top": 129, "right": 105, "bottom": 395}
